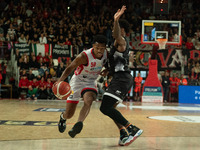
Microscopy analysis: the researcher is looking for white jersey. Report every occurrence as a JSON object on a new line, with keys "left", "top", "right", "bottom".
{"left": 74, "top": 48, "right": 107, "bottom": 81}
{"left": 67, "top": 48, "right": 107, "bottom": 103}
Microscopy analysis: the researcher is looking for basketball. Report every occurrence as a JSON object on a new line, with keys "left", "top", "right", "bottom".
{"left": 52, "top": 81, "right": 71, "bottom": 100}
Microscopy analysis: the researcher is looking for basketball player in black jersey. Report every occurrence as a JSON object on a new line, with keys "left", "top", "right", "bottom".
{"left": 100, "top": 5, "right": 143, "bottom": 146}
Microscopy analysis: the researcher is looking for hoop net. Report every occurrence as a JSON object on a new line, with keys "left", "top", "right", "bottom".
{"left": 156, "top": 39, "right": 167, "bottom": 49}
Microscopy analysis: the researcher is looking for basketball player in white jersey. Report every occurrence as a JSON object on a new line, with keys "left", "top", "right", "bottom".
{"left": 56, "top": 35, "right": 107, "bottom": 138}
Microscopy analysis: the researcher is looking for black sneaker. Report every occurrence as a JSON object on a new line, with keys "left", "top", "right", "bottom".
{"left": 124, "top": 125, "right": 143, "bottom": 146}
{"left": 68, "top": 122, "right": 83, "bottom": 138}
{"left": 58, "top": 113, "right": 66, "bottom": 133}
{"left": 118, "top": 129, "right": 129, "bottom": 146}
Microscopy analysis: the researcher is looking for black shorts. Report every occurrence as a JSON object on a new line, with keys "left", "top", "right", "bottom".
{"left": 104, "top": 71, "right": 133, "bottom": 101}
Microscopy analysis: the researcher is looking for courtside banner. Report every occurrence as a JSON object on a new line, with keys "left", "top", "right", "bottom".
{"left": 142, "top": 86, "right": 163, "bottom": 103}
{"left": 179, "top": 85, "right": 200, "bottom": 104}
{"left": 52, "top": 44, "right": 72, "bottom": 58}
{"left": 13, "top": 43, "right": 31, "bottom": 55}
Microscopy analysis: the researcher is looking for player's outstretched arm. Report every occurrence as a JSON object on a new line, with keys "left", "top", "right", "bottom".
{"left": 57, "top": 52, "right": 87, "bottom": 82}
{"left": 113, "top": 6, "right": 126, "bottom": 43}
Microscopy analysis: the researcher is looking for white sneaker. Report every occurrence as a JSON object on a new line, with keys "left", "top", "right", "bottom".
{"left": 118, "top": 136, "right": 129, "bottom": 146}
{"left": 124, "top": 129, "right": 143, "bottom": 146}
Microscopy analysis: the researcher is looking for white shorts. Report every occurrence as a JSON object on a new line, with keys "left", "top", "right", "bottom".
{"left": 67, "top": 75, "right": 98, "bottom": 103}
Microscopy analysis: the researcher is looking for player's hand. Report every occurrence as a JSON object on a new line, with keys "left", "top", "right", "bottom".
{"left": 114, "top": 5, "right": 126, "bottom": 21}
{"left": 100, "top": 69, "right": 109, "bottom": 77}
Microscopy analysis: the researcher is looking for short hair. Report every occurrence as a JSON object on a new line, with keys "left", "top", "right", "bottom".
{"left": 119, "top": 19, "right": 130, "bottom": 33}
{"left": 93, "top": 34, "right": 107, "bottom": 45}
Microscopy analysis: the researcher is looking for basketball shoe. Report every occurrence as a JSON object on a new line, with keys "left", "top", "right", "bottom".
{"left": 58, "top": 113, "right": 66, "bottom": 133}
{"left": 118, "top": 129, "right": 129, "bottom": 146}
{"left": 124, "top": 125, "right": 143, "bottom": 146}
{"left": 68, "top": 121, "right": 83, "bottom": 138}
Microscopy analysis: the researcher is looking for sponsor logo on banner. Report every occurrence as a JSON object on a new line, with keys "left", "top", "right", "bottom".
{"left": 142, "top": 87, "right": 163, "bottom": 102}
{"left": 179, "top": 85, "right": 200, "bottom": 104}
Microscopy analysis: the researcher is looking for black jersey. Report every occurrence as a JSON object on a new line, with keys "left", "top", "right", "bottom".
{"left": 108, "top": 37, "right": 130, "bottom": 75}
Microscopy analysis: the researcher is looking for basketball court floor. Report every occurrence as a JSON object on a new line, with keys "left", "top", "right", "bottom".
{"left": 0, "top": 99, "right": 200, "bottom": 150}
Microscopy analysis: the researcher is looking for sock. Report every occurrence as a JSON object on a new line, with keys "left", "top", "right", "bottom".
{"left": 61, "top": 113, "right": 66, "bottom": 120}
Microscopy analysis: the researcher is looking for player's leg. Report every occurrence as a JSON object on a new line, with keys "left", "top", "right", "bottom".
{"left": 100, "top": 72, "right": 143, "bottom": 146}
{"left": 113, "top": 103, "right": 129, "bottom": 146}
{"left": 68, "top": 90, "right": 97, "bottom": 138}
{"left": 58, "top": 102, "right": 78, "bottom": 133}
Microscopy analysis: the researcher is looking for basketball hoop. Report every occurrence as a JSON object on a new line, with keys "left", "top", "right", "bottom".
{"left": 156, "top": 38, "right": 167, "bottom": 49}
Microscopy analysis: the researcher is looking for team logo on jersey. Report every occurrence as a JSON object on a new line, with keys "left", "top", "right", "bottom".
{"left": 91, "top": 62, "right": 96, "bottom": 67}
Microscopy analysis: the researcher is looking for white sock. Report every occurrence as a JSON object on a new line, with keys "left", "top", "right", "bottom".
{"left": 61, "top": 113, "right": 66, "bottom": 120}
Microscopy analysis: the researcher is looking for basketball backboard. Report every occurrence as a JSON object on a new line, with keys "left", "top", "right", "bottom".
{"left": 141, "top": 20, "right": 182, "bottom": 45}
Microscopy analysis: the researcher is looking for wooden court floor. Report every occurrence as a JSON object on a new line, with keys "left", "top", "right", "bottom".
{"left": 0, "top": 99, "right": 200, "bottom": 150}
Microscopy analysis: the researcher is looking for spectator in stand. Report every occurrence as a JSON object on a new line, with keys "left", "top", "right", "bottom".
{"left": 36, "top": 53, "right": 43, "bottom": 62}
{"left": 46, "top": 77, "right": 54, "bottom": 99}
{"left": 64, "top": 36, "right": 71, "bottom": 45}
{"left": 185, "top": 37, "right": 194, "bottom": 50}
{"left": 47, "top": 28, "right": 56, "bottom": 44}
{"left": 83, "top": 36, "right": 92, "bottom": 49}
{"left": 39, "top": 33, "right": 47, "bottom": 44}
{"left": 31, "top": 33, "right": 39, "bottom": 44}
{"left": 38, "top": 65, "right": 45, "bottom": 76}
{"left": 49, "top": 65, "right": 56, "bottom": 77}
{"left": 29, "top": 55, "right": 40, "bottom": 69}
{"left": 56, "top": 61, "right": 65, "bottom": 78}
{"left": 20, "top": 54, "right": 29, "bottom": 70}
{"left": 162, "top": 71, "right": 170, "bottom": 103}
{"left": 26, "top": 34, "right": 31, "bottom": 44}
{"left": 188, "top": 75, "right": 197, "bottom": 86}
{"left": 43, "top": 52, "right": 50, "bottom": 67}
{"left": 49, "top": 58, "right": 54, "bottom": 67}
{"left": 18, "top": 75, "right": 29, "bottom": 98}
{"left": 27, "top": 85, "right": 38, "bottom": 100}
{"left": 38, "top": 76, "right": 47, "bottom": 99}
{"left": 18, "top": 57, "right": 24, "bottom": 69}
{"left": 44, "top": 70, "right": 52, "bottom": 81}
{"left": 29, "top": 52, "right": 35, "bottom": 63}
{"left": 29, "top": 77, "right": 39, "bottom": 89}
{"left": 27, "top": 69, "right": 35, "bottom": 81}
{"left": 20, "top": 69, "right": 27, "bottom": 77}
{"left": 57, "top": 35, "right": 65, "bottom": 46}
{"left": 7, "top": 24, "right": 16, "bottom": 41}
{"left": 18, "top": 33, "right": 27, "bottom": 43}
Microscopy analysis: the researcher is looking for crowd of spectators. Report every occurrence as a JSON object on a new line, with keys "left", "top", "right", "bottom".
{"left": 0, "top": 0, "right": 199, "bottom": 49}
{"left": 0, "top": 0, "right": 200, "bottom": 99}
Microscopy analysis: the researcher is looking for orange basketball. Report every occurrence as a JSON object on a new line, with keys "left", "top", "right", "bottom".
{"left": 52, "top": 81, "right": 71, "bottom": 100}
